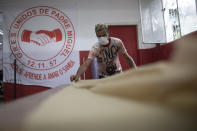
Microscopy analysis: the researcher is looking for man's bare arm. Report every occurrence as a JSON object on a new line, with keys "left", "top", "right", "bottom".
{"left": 122, "top": 53, "right": 136, "bottom": 68}
{"left": 70, "top": 58, "right": 92, "bottom": 82}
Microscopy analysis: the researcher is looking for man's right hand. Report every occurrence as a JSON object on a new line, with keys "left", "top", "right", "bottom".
{"left": 70, "top": 75, "right": 78, "bottom": 82}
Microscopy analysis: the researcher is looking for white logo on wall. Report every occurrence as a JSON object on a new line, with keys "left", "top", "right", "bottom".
{"left": 9, "top": 6, "right": 75, "bottom": 70}
{"left": 7, "top": 6, "right": 76, "bottom": 83}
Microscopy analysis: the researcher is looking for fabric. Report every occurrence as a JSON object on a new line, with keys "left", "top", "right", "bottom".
{"left": 0, "top": 0, "right": 79, "bottom": 88}
{"left": 88, "top": 37, "right": 127, "bottom": 76}
{"left": 22, "top": 84, "right": 196, "bottom": 131}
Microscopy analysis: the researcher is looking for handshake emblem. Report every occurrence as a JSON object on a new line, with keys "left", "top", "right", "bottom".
{"left": 21, "top": 29, "right": 62, "bottom": 46}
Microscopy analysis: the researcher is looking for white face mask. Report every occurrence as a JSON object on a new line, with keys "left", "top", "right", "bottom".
{"left": 98, "top": 37, "right": 109, "bottom": 45}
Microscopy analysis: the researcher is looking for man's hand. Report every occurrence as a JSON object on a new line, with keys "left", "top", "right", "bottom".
{"left": 70, "top": 58, "right": 93, "bottom": 82}
{"left": 70, "top": 75, "right": 79, "bottom": 82}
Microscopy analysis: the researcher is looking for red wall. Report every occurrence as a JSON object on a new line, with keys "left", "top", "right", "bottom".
{"left": 139, "top": 42, "right": 174, "bottom": 65}
{"left": 159, "top": 42, "right": 174, "bottom": 60}
{"left": 3, "top": 83, "right": 50, "bottom": 102}
{"left": 79, "top": 51, "right": 93, "bottom": 80}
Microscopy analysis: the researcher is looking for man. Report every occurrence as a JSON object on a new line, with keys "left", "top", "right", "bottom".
{"left": 70, "top": 24, "right": 136, "bottom": 82}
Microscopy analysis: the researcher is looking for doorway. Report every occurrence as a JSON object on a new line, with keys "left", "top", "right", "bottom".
{"left": 108, "top": 25, "right": 140, "bottom": 71}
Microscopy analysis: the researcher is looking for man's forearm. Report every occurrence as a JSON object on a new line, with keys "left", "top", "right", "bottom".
{"left": 75, "top": 64, "right": 88, "bottom": 79}
{"left": 124, "top": 53, "right": 136, "bottom": 68}
{"left": 128, "top": 58, "right": 136, "bottom": 68}
{"left": 75, "top": 59, "right": 92, "bottom": 80}
{"left": 129, "top": 59, "right": 136, "bottom": 68}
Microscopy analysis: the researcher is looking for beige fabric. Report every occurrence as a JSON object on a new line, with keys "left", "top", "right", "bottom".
{"left": 23, "top": 85, "right": 196, "bottom": 131}
{"left": 22, "top": 32, "right": 197, "bottom": 131}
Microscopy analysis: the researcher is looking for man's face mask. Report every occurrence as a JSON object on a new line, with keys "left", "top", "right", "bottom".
{"left": 98, "top": 36, "right": 109, "bottom": 45}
